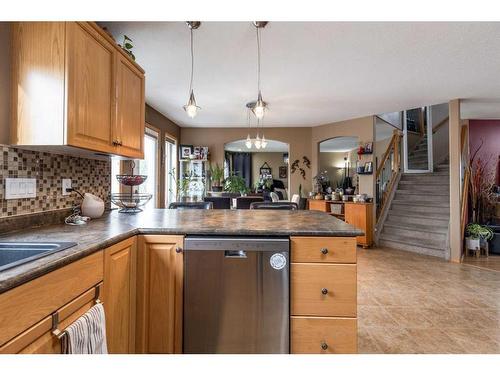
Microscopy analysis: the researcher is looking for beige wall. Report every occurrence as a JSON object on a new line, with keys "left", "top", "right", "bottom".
{"left": 311, "top": 116, "right": 375, "bottom": 197}
{"left": 146, "top": 104, "right": 180, "bottom": 141}
{"left": 0, "top": 23, "right": 10, "bottom": 145}
{"left": 251, "top": 152, "right": 288, "bottom": 188}
{"left": 180, "top": 127, "right": 312, "bottom": 196}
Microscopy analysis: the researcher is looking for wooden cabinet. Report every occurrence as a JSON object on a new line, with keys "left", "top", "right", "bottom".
{"left": 344, "top": 202, "right": 374, "bottom": 248}
{"left": 0, "top": 252, "right": 104, "bottom": 353}
{"left": 136, "top": 235, "right": 184, "bottom": 354}
{"left": 103, "top": 237, "right": 137, "bottom": 354}
{"left": 11, "top": 22, "right": 145, "bottom": 158}
{"left": 290, "top": 236, "right": 357, "bottom": 354}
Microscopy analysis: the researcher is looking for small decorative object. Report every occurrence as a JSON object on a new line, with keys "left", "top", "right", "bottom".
{"left": 112, "top": 161, "right": 152, "bottom": 213}
{"left": 290, "top": 157, "right": 310, "bottom": 180}
{"left": 180, "top": 145, "right": 193, "bottom": 159}
{"left": 364, "top": 161, "right": 373, "bottom": 173}
{"left": 192, "top": 162, "right": 203, "bottom": 177}
{"left": 260, "top": 162, "right": 272, "bottom": 176}
{"left": 290, "top": 159, "right": 299, "bottom": 173}
{"left": 209, "top": 163, "right": 224, "bottom": 192}
{"left": 315, "top": 193, "right": 324, "bottom": 200}
{"left": 283, "top": 153, "right": 289, "bottom": 164}
{"left": 302, "top": 156, "right": 311, "bottom": 169}
{"left": 356, "top": 160, "right": 364, "bottom": 174}
{"left": 81, "top": 193, "right": 105, "bottom": 219}
{"left": 345, "top": 187, "right": 355, "bottom": 196}
{"left": 279, "top": 166, "right": 287, "bottom": 179}
{"left": 119, "top": 35, "right": 135, "bottom": 61}
{"left": 364, "top": 142, "right": 373, "bottom": 153}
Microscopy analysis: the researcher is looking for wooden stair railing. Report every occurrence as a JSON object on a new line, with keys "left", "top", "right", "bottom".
{"left": 375, "top": 130, "right": 403, "bottom": 222}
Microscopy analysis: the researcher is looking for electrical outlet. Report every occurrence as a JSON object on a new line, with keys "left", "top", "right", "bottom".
{"left": 62, "top": 179, "right": 72, "bottom": 196}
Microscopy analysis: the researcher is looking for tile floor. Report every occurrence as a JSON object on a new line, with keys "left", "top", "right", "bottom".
{"left": 357, "top": 247, "right": 500, "bottom": 353}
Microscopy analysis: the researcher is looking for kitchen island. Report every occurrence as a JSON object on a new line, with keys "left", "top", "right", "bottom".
{"left": 0, "top": 209, "right": 362, "bottom": 354}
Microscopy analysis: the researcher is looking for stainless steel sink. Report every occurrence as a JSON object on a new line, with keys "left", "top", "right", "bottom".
{"left": 0, "top": 242, "right": 77, "bottom": 272}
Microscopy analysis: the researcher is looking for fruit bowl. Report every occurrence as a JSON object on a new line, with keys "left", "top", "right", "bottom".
{"left": 116, "top": 175, "right": 148, "bottom": 186}
{"left": 111, "top": 193, "right": 152, "bottom": 213}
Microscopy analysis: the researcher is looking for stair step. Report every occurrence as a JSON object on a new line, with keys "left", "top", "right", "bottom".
{"left": 397, "top": 187, "right": 449, "bottom": 194}
{"left": 391, "top": 198, "right": 449, "bottom": 207}
{"left": 383, "top": 222, "right": 448, "bottom": 236}
{"left": 378, "top": 239, "right": 446, "bottom": 258}
{"left": 395, "top": 191, "right": 449, "bottom": 200}
{"left": 391, "top": 202, "right": 450, "bottom": 214}
{"left": 385, "top": 212, "right": 449, "bottom": 226}
{"left": 379, "top": 231, "right": 446, "bottom": 251}
{"left": 399, "top": 180, "right": 449, "bottom": 187}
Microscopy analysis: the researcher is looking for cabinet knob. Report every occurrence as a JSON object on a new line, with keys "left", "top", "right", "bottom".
{"left": 320, "top": 247, "right": 329, "bottom": 255}
{"left": 112, "top": 140, "right": 119, "bottom": 146}
{"left": 321, "top": 288, "right": 328, "bottom": 295}
{"left": 320, "top": 342, "right": 329, "bottom": 351}
{"left": 175, "top": 246, "right": 183, "bottom": 253}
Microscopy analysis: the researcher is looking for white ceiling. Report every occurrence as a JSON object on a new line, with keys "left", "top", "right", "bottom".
{"left": 319, "top": 136, "right": 359, "bottom": 152}
{"left": 101, "top": 22, "right": 500, "bottom": 127}
{"left": 224, "top": 139, "right": 289, "bottom": 153}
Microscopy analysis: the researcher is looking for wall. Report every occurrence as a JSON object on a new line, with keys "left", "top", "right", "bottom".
{"left": 180, "top": 127, "right": 312, "bottom": 196}
{"left": 251, "top": 152, "right": 288, "bottom": 188}
{"left": 469, "top": 120, "right": 500, "bottom": 185}
{"left": 0, "top": 23, "right": 10, "bottom": 145}
{"left": 318, "top": 151, "right": 358, "bottom": 189}
{"left": 0, "top": 146, "right": 110, "bottom": 218}
{"left": 311, "top": 116, "right": 375, "bottom": 197}
{"left": 146, "top": 104, "right": 180, "bottom": 140}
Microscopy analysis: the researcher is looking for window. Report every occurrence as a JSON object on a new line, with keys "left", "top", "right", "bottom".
{"left": 165, "top": 136, "right": 177, "bottom": 207}
{"left": 137, "top": 126, "right": 159, "bottom": 208}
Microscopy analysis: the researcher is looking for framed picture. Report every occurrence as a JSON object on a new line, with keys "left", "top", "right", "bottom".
{"left": 279, "top": 166, "right": 287, "bottom": 179}
{"left": 364, "top": 142, "right": 373, "bottom": 153}
{"left": 364, "top": 161, "right": 373, "bottom": 173}
{"left": 260, "top": 162, "right": 272, "bottom": 176}
{"left": 180, "top": 145, "right": 193, "bottom": 160}
{"left": 192, "top": 161, "right": 203, "bottom": 177}
{"left": 193, "top": 146, "right": 201, "bottom": 159}
{"left": 200, "top": 146, "right": 209, "bottom": 160}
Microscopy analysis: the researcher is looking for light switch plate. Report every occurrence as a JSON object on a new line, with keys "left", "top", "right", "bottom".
{"left": 5, "top": 178, "right": 37, "bottom": 199}
{"left": 62, "top": 179, "right": 72, "bottom": 196}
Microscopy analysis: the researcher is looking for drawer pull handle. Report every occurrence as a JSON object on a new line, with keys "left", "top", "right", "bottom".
{"left": 321, "top": 342, "right": 329, "bottom": 351}
{"left": 175, "top": 246, "right": 183, "bottom": 253}
{"left": 321, "top": 288, "right": 328, "bottom": 295}
{"left": 320, "top": 248, "right": 329, "bottom": 255}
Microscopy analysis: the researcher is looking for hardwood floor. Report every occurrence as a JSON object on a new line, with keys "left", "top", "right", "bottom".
{"left": 357, "top": 247, "right": 500, "bottom": 353}
{"left": 463, "top": 254, "right": 500, "bottom": 272}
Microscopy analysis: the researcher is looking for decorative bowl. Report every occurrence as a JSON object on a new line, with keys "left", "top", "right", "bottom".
{"left": 116, "top": 175, "right": 148, "bottom": 186}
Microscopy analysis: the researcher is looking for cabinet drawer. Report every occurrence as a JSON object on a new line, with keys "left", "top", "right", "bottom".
{"left": 291, "top": 263, "right": 356, "bottom": 317}
{"left": 291, "top": 316, "right": 357, "bottom": 354}
{"left": 291, "top": 237, "right": 356, "bottom": 263}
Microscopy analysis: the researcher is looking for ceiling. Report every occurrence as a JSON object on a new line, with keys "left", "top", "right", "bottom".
{"left": 224, "top": 139, "right": 289, "bottom": 153}
{"left": 101, "top": 22, "right": 500, "bottom": 127}
{"left": 319, "top": 136, "right": 359, "bottom": 152}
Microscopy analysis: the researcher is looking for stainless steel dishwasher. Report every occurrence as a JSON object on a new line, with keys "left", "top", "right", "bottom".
{"left": 183, "top": 236, "right": 289, "bottom": 354}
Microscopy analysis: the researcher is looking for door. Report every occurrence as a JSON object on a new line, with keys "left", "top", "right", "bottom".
{"left": 183, "top": 237, "right": 289, "bottom": 354}
{"left": 165, "top": 136, "right": 177, "bottom": 207}
{"left": 103, "top": 237, "right": 137, "bottom": 354}
{"left": 66, "top": 22, "right": 115, "bottom": 153}
{"left": 136, "top": 235, "right": 184, "bottom": 354}
{"left": 115, "top": 53, "right": 145, "bottom": 158}
{"left": 403, "top": 107, "right": 433, "bottom": 173}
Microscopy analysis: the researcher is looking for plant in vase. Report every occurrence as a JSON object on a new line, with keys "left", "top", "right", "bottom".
{"left": 465, "top": 223, "right": 494, "bottom": 255}
{"left": 209, "top": 163, "right": 224, "bottom": 192}
{"left": 224, "top": 174, "right": 249, "bottom": 196}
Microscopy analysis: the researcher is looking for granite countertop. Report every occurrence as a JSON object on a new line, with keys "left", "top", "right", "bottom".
{"left": 0, "top": 209, "right": 363, "bottom": 293}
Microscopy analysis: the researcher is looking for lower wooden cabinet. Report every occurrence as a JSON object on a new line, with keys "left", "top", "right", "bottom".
{"left": 344, "top": 202, "right": 374, "bottom": 248}
{"left": 291, "top": 317, "right": 357, "bottom": 354}
{"left": 136, "top": 235, "right": 184, "bottom": 354}
{"left": 103, "top": 237, "right": 137, "bottom": 353}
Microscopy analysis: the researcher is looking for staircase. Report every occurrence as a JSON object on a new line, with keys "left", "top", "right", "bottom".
{"left": 379, "top": 160, "right": 450, "bottom": 258}
{"left": 407, "top": 136, "right": 429, "bottom": 170}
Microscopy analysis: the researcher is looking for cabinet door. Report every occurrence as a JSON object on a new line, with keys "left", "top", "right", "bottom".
{"left": 115, "top": 53, "right": 145, "bottom": 158}
{"left": 103, "top": 237, "right": 137, "bottom": 354}
{"left": 136, "top": 235, "right": 184, "bottom": 354}
{"left": 66, "top": 22, "right": 115, "bottom": 153}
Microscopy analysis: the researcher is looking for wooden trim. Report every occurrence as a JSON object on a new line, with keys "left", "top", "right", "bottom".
{"left": 375, "top": 131, "right": 401, "bottom": 180}
{"left": 432, "top": 116, "right": 449, "bottom": 134}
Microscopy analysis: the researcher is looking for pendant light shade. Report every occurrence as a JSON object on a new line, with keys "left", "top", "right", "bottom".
{"left": 245, "top": 134, "right": 252, "bottom": 149}
{"left": 184, "top": 90, "right": 200, "bottom": 118}
{"left": 261, "top": 134, "right": 267, "bottom": 149}
{"left": 184, "top": 22, "right": 201, "bottom": 118}
{"left": 252, "top": 91, "right": 266, "bottom": 120}
{"left": 254, "top": 134, "right": 262, "bottom": 149}
{"left": 250, "top": 22, "right": 268, "bottom": 120}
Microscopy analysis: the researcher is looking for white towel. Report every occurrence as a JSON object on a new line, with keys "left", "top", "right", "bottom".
{"left": 61, "top": 303, "right": 108, "bottom": 354}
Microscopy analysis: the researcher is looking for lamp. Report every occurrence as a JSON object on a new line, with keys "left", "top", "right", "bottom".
{"left": 183, "top": 21, "right": 201, "bottom": 118}
{"left": 250, "top": 22, "right": 268, "bottom": 119}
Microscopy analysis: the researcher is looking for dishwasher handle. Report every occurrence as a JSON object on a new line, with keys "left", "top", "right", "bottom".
{"left": 224, "top": 250, "right": 247, "bottom": 258}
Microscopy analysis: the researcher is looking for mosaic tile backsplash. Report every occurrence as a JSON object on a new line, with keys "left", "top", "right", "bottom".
{"left": 0, "top": 146, "right": 111, "bottom": 217}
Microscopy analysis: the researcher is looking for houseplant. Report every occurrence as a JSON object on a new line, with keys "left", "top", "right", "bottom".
{"left": 465, "top": 223, "right": 494, "bottom": 253}
{"left": 209, "top": 163, "right": 224, "bottom": 192}
{"left": 224, "top": 174, "right": 249, "bottom": 195}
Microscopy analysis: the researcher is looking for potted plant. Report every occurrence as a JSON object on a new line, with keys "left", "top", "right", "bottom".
{"left": 465, "top": 223, "right": 494, "bottom": 254}
{"left": 224, "top": 174, "right": 249, "bottom": 196}
{"left": 209, "top": 163, "right": 224, "bottom": 192}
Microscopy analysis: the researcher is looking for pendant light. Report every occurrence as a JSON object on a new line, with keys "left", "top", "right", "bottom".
{"left": 245, "top": 109, "right": 252, "bottom": 149}
{"left": 183, "top": 21, "right": 201, "bottom": 118}
{"left": 246, "top": 21, "right": 268, "bottom": 120}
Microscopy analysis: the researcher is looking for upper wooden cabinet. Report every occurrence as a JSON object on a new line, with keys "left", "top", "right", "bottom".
{"left": 11, "top": 22, "right": 145, "bottom": 158}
